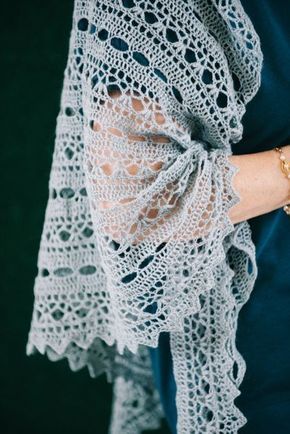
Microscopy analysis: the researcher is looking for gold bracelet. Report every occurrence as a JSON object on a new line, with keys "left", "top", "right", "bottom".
{"left": 275, "top": 146, "right": 290, "bottom": 215}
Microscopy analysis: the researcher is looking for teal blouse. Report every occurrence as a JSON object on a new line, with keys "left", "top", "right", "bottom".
{"left": 148, "top": 1, "right": 290, "bottom": 433}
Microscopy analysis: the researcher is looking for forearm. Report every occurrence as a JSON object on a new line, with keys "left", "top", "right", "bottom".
{"left": 228, "top": 145, "right": 290, "bottom": 224}
{"left": 89, "top": 89, "right": 290, "bottom": 242}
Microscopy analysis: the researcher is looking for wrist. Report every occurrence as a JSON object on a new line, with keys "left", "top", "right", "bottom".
{"left": 281, "top": 144, "right": 290, "bottom": 160}
{"left": 275, "top": 145, "right": 290, "bottom": 205}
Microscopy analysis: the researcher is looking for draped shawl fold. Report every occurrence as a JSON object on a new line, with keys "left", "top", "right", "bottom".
{"left": 26, "top": 0, "right": 264, "bottom": 432}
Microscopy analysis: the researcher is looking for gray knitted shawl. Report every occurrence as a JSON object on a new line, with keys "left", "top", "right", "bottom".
{"left": 26, "top": 0, "right": 264, "bottom": 432}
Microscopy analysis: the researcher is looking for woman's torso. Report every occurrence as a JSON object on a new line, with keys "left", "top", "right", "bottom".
{"left": 232, "top": 1, "right": 290, "bottom": 432}
{"left": 148, "top": 1, "right": 290, "bottom": 432}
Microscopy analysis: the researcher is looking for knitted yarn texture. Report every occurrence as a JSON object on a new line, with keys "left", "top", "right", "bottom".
{"left": 26, "top": 1, "right": 264, "bottom": 432}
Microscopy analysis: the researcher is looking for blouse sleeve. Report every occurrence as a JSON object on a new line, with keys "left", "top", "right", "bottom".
{"left": 82, "top": 63, "right": 240, "bottom": 356}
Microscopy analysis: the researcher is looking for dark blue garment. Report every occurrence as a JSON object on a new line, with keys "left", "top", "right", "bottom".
{"left": 148, "top": 1, "right": 290, "bottom": 433}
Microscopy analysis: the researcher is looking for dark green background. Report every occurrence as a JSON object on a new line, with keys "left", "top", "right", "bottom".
{"left": 0, "top": 1, "right": 169, "bottom": 433}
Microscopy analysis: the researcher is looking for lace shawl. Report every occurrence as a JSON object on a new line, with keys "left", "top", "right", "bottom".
{"left": 26, "top": 1, "right": 264, "bottom": 432}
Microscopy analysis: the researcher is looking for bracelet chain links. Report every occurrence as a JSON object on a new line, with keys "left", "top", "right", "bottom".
{"left": 275, "top": 146, "right": 290, "bottom": 215}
